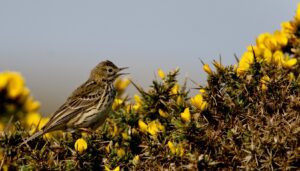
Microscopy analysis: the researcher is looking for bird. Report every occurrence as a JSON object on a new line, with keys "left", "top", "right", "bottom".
{"left": 20, "top": 60, "right": 128, "bottom": 146}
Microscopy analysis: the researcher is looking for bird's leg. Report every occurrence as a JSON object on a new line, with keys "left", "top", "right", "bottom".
{"left": 79, "top": 128, "right": 99, "bottom": 139}
{"left": 71, "top": 128, "right": 92, "bottom": 140}
{"left": 78, "top": 128, "right": 93, "bottom": 133}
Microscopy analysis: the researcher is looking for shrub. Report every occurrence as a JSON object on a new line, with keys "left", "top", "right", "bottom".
{"left": 1, "top": 3, "right": 300, "bottom": 171}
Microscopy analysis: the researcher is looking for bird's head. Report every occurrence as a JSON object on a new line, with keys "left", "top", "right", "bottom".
{"left": 90, "top": 60, "right": 128, "bottom": 83}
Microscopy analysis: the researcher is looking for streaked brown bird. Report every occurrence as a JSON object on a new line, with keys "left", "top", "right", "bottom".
{"left": 20, "top": 60, "right": 128, "bottom": 146}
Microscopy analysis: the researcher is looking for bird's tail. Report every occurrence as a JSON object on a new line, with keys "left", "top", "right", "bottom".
{"left": 19, "top": 130, "right": 44, "bottom": 147}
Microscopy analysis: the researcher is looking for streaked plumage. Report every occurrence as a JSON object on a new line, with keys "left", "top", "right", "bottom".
{"left": 20, "top": 60, "right": 128, "bottom": 146}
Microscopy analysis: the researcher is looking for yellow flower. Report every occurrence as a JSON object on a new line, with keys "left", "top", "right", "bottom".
{"left": 117, "top": 148, "right": 125, "bottom": 158}
{"left": 281, "top": 21, "right": 296, "bottom": 34}
{"left": 261, "top": 75, "right": 270, "bottom": 84}
{"left": 110, "top": 122, "right": 118, "bottom": 137}
{"left": 114, "top": 78, "right": 130, "bottom": 92}
{"left": 105, "top": 145, "right": 110, "bottom": 153}
{"left": 180, "top": 108, "right": 191, "bottom": 122}
{"left": 201, "top": 101, "right": 208, "bottom": 111}
{"left": 74, "top": 138, "right": 88, "bottom": 154}
{"left": 273, "top": 51, "right": 284, "bottom": 65}
{"left": 199, "top": 88, "right": 206, "bottom": 94}
{"left": 43, "top": 132, "right": 52, "bottom": 140}
{"left": 158, "top": 109, "right": 169, "bottom": 118}
{"left": 132, "top": 155, "right": 140, "bottom": 165}
{"left": 105, "top": 166, "right": 120, "bottom": 171}
{"left": 283, "top": 58, "right": 297, "bottom": 68}
{"left": 263, "top": 33, "right": 278, "bottom": 50}
{"left": 168, "top": 141, "right": 185, "bottom": 157}
{"left": 176, "top": 96, "right": 184, "bottom": 106}
{"left": 212, "top": 60, "right": 225, "bottom": 70}
{"left": 25, "top": 112, "right": 42, "bottom": 128}
{"left": 156, "top": 120, "right": 165, "bottom": 132}
{"left": 0, "top": 72, "right": 9, "bottom": 91}
{"left": 7, "top": 72, "right": 25, "bottom": 99}
{"left": 261, "top": 75, "right": 270, "bottom": 92}
{"left": 132, "top": 103, "right": 141, "bottom": 111}
{"left": 138, "top": 119, "right": 148, "bottom": 133}
{"left": 125, "top": 104, "right": 131, "bottom": 113}
{"left": 24, "top": 97, "right": 41, "bottom": 112}
{"left": 144, "top": 120, "right": 165, "bottom": 136}
{"left": 256, "top": 33, "right": 271, "bottom": 49}
{"left": 190, "top": 94, "right": 207, "bottom": 111}
{"left": 170, "top": 83, "right": 179, "bottom": 95}
{"left": 237, "top": 51, "right": 254, "bottom": 76}
{"left": 261, "top": 84, "right": 267, "bottom": 92}
{"left": 133, "top": 94, "right": 142, "bottom": 111}
{"left": 289, "top": 72, "right": 295, "bottom": 81}
{"left": 157, "top": 68, "right": 165, "bottom": 79}
{"left": 134, "top": 94, "right": 142, "bottom": 104}
{"left": 38, "top": 117, "right": 49, "bottom": 130}
{"left": 263, "top": 49, "right": 273, "bottom": 64}
{"left": 122, "top": 132, "right": 130, "bottom": 140}
{"left": 274, "top": 31, "right": 288, "bottom": 47}
{"left": 176, "top": 143, "right": 185, "bottom": 157}
{"left": 20, "top": 87, "right": 30, "bottom": 99}
{"left": 203, "top": 64, "right": 213, "bottom": 75}
{"left": 247, "top": 45, "right": 264, "bottom": 60}
{"left": 168, "top": 141, "right": 176, "bottom": 155}
{"left": 295, "top": 3, "right": 300, "bottom": 23}
{"left": 112, "top": 98, "right": 123, "bottom": 111}
{"left": 105, "top": 142, "right": 112, "bottom": 153}
{"left": 190, "top": 94, "right": 203, "bottom": 108}
{"left": 37, "top": 117, "right": 52, "bottom": 140}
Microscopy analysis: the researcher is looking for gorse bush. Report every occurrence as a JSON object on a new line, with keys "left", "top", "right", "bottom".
{"left": 1, "top": 4, "right": 300, "bottom": 171}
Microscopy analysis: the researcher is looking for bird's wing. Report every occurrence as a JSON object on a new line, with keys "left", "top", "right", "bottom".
{"left": 42, "top": 79, "right": 104, "bottom": 132}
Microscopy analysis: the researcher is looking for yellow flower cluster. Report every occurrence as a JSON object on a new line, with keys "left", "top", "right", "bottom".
{"left": 190, "top": 94, "right": 208, "bottom": 112}
{"left": 132, "top": 94, "right": 143, "bottom": 111}
{"left": 74, "top": 138, "right": 88, "bottom": 154}
{"left": 158, "top": 109, "right": 169, "bottom": 118}
{"left": 105, "top": 166, "right": 120, "bottom": 171}
{"left": 0, "top": 72, "right": 40, "bottom": 109}
{"left": 237, "top": 4, "right": 300, "bottom": 76}
{"left": 167, "top": 141, "right": 184, "bottom": 157}
{"left": 0, "top": 71, "right": 26, "bottom": 99}
{"left": 260, "top": 75, "right": 270, "bottom": 92}
{"left": 157, "top": 68, "right": 166, "bottom": 79}
{"left": 114, "top": 78, "right": 130, "bottom": 92}
{"left": 203, "top": 64, "right": 213, "bottom": 75}
{"left": 138, "top": 119, "right": 165, "bottom": 136}
{"left": 170, "top": 83, "right": 179, "bottom": 95}
{"left": 112, "top": 78, "right": 130, "bottom": 112}
{"left": 25, "top": 112, "right": 60, "bottom": 140}
{"left": 180, "top": 108, "right": 191, "bottom": 122}
{"left": 112, "top": 98, "right": 123, "bottom": 111}
{"left": 0, "top": 71, "right": 40, "bottom": 127}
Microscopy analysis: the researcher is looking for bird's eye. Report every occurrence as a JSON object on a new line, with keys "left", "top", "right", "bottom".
{"left": 108, "top": 68, "right": 113, "bottom": 73}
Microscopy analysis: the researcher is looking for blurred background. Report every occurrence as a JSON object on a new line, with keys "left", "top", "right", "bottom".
{"left": 0, "top": 1, "right": 298, "bottom": 114}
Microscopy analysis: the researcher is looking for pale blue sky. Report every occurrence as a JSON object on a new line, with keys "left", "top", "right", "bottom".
{"left": 0, "top": 1, "right": 298, "bottom": 114}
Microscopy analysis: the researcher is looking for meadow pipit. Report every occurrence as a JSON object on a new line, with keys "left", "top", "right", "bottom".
{"left": 20, "top": 60, "right": 128, "bottom": 145}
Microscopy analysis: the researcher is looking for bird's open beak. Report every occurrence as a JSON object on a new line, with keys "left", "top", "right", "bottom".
{"left": 118, "top": 67, "right": 129, "bottom": 71}
{"left": 117, "top": 67, "right": 129, "bottom": 76}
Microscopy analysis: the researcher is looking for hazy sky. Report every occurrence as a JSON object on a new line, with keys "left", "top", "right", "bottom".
{"left": 0, "top": 1, "right": 298, "bottom": 114}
